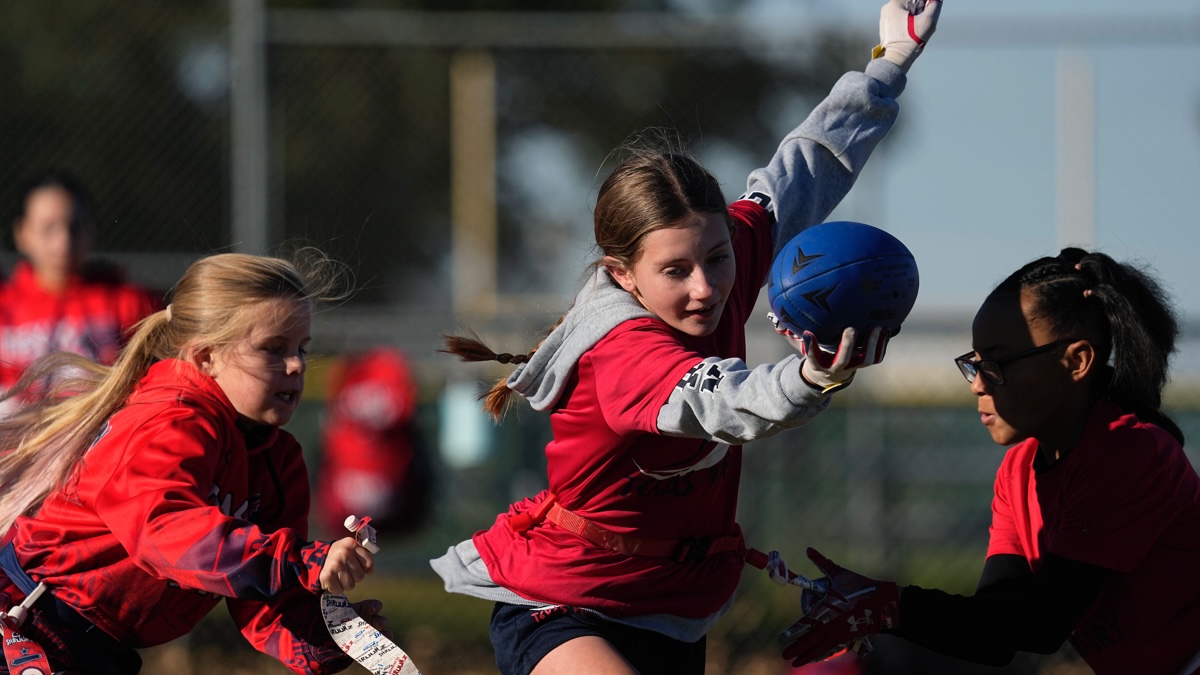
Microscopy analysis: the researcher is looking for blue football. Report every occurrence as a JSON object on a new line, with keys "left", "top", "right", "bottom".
{"left": 767, "top": 221, "right": 919, "bottom": 346}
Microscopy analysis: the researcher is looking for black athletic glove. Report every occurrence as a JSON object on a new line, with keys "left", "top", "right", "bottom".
{"left": 779, "top": 548, "right": 900, "bottom": 666}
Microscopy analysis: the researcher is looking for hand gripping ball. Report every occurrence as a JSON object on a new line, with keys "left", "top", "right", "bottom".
{"left": 767, "top": 221, "right": 919, "bottom": 348}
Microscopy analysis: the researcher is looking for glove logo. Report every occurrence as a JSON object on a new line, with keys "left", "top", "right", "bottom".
{"left": 846, "top": 610, "right": 874, "bottom": 633}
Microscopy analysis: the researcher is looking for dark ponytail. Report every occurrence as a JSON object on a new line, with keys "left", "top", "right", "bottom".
{"left": 989, "top": 247, "right": 1183, "bottom": 445}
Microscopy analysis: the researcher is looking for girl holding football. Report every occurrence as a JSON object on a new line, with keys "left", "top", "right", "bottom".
{"left": 433, "top": 1, "right": 942, "bottom": 673}
{"left": 781, "top": 248, "right": 1200, "bottom": 675}
{"left": 0, "top": 252, "right": 386, "bottom": 674}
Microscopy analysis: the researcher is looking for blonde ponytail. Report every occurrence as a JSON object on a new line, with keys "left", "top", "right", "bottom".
{"left": 0, "top": 310, "right": 172, "bottom": 532}
{"left": 0, "top": 249, "right": 349, "bottom": 533}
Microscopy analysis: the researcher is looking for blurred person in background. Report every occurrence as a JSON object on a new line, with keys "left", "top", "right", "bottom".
{"left": 0, "top": 170, "right": 159, "bottom": 402}
{"left": 780, "top": 248, "right": 1200, "bottom": 675}
{"left": 316, "top": 346, "right": 432, "bottom": 539}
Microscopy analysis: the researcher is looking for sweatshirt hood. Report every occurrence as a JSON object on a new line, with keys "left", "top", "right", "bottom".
{"left": 506, "top": 267, "right": 654, "bottom": 411}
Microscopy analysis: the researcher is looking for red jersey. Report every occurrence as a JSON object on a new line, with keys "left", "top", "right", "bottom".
{"left": 473, "top": 199, "right": 774, "bottom": 618}
{"left": 987, "top": 400, "right": 1200, "bottom": 675}
{"left": 7, "top": 359, "right": 348, "bottom": 674}
{"left": 0, "top": 261, "right": 158, "bottom": 388}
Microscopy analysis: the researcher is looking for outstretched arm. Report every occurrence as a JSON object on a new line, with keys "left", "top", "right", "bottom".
{"left": 747, "top": 60, "right": 904, "bottom": 257}
{"left": 656, "top": 354, "right": 835, "bottom": 444}
{"left": 781, "top": 550, "right": 1111, "bottom": 669}
{"left": 656, "top": 324, "right": 888, "bottom": 443}
{"left": 889, "top": 553, "right": 1111, "bottom": 664}
{"left": 747, "top": 0, "right": 941, "bottom": 256}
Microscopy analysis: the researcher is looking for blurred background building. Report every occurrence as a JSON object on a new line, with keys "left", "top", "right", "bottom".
{"left": 1, "top": 1, "right": 1198, "bottom": 673}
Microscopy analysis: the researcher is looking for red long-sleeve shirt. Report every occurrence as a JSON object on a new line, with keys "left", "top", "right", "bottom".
{"left": 8, "top": 359, "right": 350, "bottom": 674}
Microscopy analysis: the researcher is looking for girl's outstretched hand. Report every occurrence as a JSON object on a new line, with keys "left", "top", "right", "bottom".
{"left": 797, "top": 327, "right": 886, "bottom": 393}
{"left": 877, "top": 0, "right": 942, "bottom": 72}
{"left": 798, "top": 326, "right": 889, "bottom": 370}
{"left": 779, "top": 547, "right": 900, "bottom": 666}
{"left": 767, "top": 314, "right": 890, "bottom": 393}
{"left": 320, "top": 536, "right": 375, "bottom": 595}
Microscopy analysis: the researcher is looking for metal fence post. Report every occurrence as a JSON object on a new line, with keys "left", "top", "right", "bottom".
{"left": 230, "top": 0, "right": 270, "bottom": 255}
{"left": 1057, "top": 50, "right": 1095, "bottom": 251}
{"left": 450, "top": 49, "right": 499, "bottom": 320}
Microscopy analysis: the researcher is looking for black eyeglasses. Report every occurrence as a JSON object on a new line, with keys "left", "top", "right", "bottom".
{"left": 954, "top": 339, "right": 1074, "bottom": 386}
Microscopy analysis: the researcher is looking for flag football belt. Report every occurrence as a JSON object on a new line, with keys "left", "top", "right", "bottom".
{"left": 0, "top": 543, "right": 51, "bottom": 674}
{"left": 506, "top": 492, "right": 774, "bottom": 570}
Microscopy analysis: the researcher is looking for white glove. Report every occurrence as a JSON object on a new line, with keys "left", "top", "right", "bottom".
{"left": 875, "top": 0, "right": 942, "bottom": 72}
{"left": 767, "top": 313, "right": 890, "bottom": 393}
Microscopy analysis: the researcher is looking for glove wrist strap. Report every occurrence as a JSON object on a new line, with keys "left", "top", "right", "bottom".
{"left": 800, "top": 365, "right": 855, "bottom": 394}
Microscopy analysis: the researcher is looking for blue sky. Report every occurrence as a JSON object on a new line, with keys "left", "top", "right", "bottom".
{"left": 743, "top": 0, "right": 1200, "bottom": 323}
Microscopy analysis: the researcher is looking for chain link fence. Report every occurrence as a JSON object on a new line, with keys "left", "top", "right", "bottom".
{"left": 0, "top": 1, "right": 230, "bottom": 293}
{"left": 3, "top": 2, "right": 1199, "bottom": 674}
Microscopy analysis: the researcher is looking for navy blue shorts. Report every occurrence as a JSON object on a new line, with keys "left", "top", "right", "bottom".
{"left": 489, "top": 602, "right": 706, "bottom": 675}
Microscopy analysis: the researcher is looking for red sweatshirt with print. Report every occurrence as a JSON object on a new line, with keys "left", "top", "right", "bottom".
{"left": 6, "top": 359, "right": 350, "bottom": 674}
